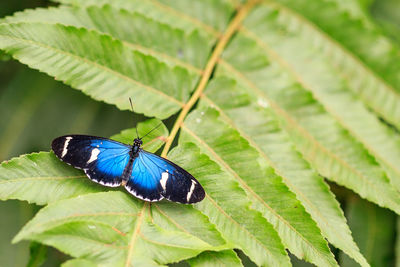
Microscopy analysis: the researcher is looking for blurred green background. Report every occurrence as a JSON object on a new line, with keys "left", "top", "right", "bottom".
{"left": 0, "top": 1, "right": 399, "bottom": 266}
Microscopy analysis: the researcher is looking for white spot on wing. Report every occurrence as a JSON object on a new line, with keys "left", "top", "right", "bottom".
{"left": 61, "top": 137, "right": 72, "bottom": 158}
{"left": 186, "top": 180, "right": 196, "bottom": 202}
{"left": 87, "top": 148, "right": 100, "bottom": 164}
{"left": 160, "top": 172, "right": 169, "bottom": 190}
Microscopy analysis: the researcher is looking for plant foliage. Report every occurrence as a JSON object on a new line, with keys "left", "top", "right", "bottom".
{"left": 1, "top": 0, "right": 400, "bottom": 266}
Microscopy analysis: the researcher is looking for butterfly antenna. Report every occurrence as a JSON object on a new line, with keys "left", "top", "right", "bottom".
{"left": 129, "top": 98, "right": 140, "bottom": 139}
{"left": 140, "top": 122, "right": 163, "bottom": 140}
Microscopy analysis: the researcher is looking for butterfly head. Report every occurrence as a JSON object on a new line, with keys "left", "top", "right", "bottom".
{"left": 133, "top": 138, "right": 143, "bottom": 147}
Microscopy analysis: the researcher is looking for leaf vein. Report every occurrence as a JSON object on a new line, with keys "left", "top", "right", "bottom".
{"left": 125, "top": 203, "right": 147, "bottom": 267}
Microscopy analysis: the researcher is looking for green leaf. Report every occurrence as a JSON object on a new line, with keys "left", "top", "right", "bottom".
{"left": 0, "top": 152, "right": 98, "bottom": 205}
{"left": 14, "top": 191, "right": 228, "bottom": 267}
{"left": 200, "top": 77, "right": 368, "bottom": 266}
{"left": 0, "top": 22, "right": 199, "bottom": 119}
{"left": 187, "top": 250, "right": 243, "bottom": 267}
{"left": 3, "top": 5, "right": 212, "bottom": 70}
{"left": 168, "top": 144, "right": 291, "bottom": 266}
{"left": 267, "top": 0, "right": 400, "bottom": 130}
{"left": 218, "top": 16, "right": 400, "bottom": 216}
{"left": 239, "top": 3, "right": 400, "bottom": 192}
{"left": 179, "top": 109, "right": 337, "bottom": 266}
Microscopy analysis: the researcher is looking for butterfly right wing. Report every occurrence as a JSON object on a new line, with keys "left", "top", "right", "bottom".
{"left": 125, "top": 150, "right": 204, "bottom": 203}
{"left": 52, "top": 135, "right": 131, "bottom": 187}
{"left": 124, "top": 151, "right": 165, "bottom": 202}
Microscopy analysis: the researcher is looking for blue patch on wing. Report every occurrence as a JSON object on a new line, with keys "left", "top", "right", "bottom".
{"left": 125, "top": 151, "right": 176, "bottom": 201}
{"left": 86, "top": 140, "right": 131, "bottom": 186}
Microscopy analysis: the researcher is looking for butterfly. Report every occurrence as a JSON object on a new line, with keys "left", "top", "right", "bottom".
{"left": 51, "top": 130, "right": 205, "bottom": 204}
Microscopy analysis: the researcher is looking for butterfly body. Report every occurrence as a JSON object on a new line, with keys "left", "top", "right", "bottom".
{"left": 52, "top": 135, "right": 205, "bottom": 203}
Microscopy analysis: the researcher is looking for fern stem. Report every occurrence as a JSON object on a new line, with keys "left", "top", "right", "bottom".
{"left": 125, "top": 202, "right": 148, "bottom": 267}
{"left": 161, "top": 0, "right": 258, "bottom": 157}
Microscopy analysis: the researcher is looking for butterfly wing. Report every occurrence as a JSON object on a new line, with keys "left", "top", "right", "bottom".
{"left": 52, "top": 135, "right": 131, "bottom": 187}
{"left": 125, "top": 150, "right": 205, "bottom": 203}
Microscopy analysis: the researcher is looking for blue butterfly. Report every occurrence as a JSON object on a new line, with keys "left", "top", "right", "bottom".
{"left": 51, "top": 134, "right": 205, "bottom": 203}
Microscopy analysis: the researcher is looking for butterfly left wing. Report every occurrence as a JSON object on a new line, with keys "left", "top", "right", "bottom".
{"left": 52, "top": 135, "right": 131, "bottom": 187}
{"left": 125, "top": 150, "right": 205, "bottom": 204}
